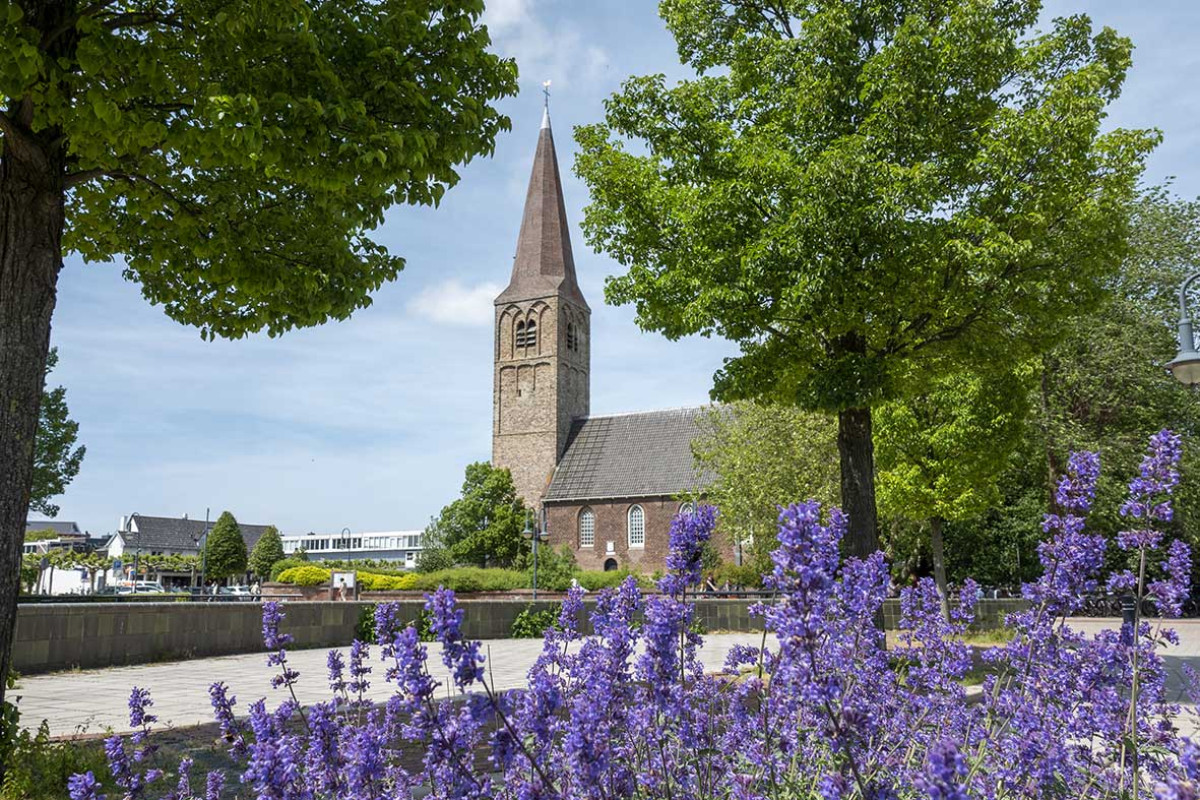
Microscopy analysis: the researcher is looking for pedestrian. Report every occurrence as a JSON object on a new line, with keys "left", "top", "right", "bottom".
{"left": 251, "top": 580, "right": 261, "bottom": 600}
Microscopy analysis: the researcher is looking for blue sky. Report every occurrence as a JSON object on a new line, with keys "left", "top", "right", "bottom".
{"left": 40, "top": 0, "right": 1200, "bottom": 537}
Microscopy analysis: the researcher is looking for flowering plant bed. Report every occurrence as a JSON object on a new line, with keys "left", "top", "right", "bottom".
{"left": 70, "top": 431, "right": 1199, "bottom": 799}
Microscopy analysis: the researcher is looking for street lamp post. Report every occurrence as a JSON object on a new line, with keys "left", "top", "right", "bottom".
{"left": 1167, "top": 270, "right": 1200, "bottom": 384}
{"left": 522, "top": 509, "right": 550, "bottom": 600}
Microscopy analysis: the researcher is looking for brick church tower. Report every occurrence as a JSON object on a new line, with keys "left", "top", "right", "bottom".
{"left": 492, "top": 105, "right": 590, "bottom": 509}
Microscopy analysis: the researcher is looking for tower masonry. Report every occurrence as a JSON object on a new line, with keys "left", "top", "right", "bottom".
{"left": 492, "top": 106, "right": 590, "bottom": 509}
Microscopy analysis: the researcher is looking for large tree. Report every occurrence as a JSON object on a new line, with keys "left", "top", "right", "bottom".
{"left": 425, "top": 462, "right": 528, "bottom": 568}
{"left": 0, "top": 0, "right": 516, "bottom": 721}
{"left": 931, "top": 191, "right": 1200, "bottom": 588}
{"left": 575, "top": 0, "right": 1155, "bottom": 559}
{"left": 203, "top": 511, "right": 247, "bottom": 582}
{"left": 30, "top": 348, "right": 84, "bottom": 517}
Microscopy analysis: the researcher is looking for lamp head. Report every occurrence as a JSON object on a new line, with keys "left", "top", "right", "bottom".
{"left": 1170, "top": 317, "right": 1200, "bottom": 385}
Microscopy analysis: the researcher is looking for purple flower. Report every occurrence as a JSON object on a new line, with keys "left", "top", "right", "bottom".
{"left": 915, "top": 741, "right": 969, "bottom": 800}
{"left": 67, "top": 772, "right": 104, "bottom": 800}
{"left": 659, "top": 503, "right": 716, "bottom": 596}
{"left": 426, "top": 588, "right": 485, "bottom": 690}
{"left": 261, "top": 601, "right": 294, "bottom": 651}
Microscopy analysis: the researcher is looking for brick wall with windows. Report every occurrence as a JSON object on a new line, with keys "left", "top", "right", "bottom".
{"left": 545, "top": 497, "right": 734, "bottom": 573}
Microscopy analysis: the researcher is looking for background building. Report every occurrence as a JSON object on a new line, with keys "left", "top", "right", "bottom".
{"left": 280, "top": 531, "right": 423, "bottom": 568}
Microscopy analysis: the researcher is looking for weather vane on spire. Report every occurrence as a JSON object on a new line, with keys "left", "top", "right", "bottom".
{"left": 543, "top": 80, "right": 552, "bottom": 108}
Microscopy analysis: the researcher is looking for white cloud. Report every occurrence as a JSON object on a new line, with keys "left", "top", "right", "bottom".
{"left": 408, "top": 279, "right": 502, "bottom": 326}
{"left": 482, "top": 0, "right": 532, "bottom": 33}
{"left": 484, "top": 0, "right": 609, "bottom": 92}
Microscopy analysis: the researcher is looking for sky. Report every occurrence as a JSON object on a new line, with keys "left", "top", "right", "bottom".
{"left": 38, "top": 0, "right": 1200, "bottom": 537}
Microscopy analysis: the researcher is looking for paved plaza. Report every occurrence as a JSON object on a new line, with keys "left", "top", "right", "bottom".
{"left": 16, "top": 632, "right": 768, "bottom": 737}
{"left": 16, "top": 619, "right": 1200, "bottom": 739}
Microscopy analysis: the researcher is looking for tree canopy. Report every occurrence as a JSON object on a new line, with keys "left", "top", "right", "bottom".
{"left": 1, "top": 0, "right": 518, "bottom": 339}
{"left": 692, "top": 402, "right": 838, "bottom": 575}
{"left": 425, "top": 463, "right": 528, "bottom": 568}
{"left": 203, "top": 511, "right": 247, "bottom": 581}
{"left": 875, "top": 367, "right": 1031, "bottom": 614}
{"left": 248, "top": 525, "right": 284, "bottom": 579}
{"left": 0, "top": 0, "right": 518, "bottom": 723}
{"left": 30, "top": 349, "right": 85, "bottom": 518}
{"left": 575, "top": 0, "right": 1156, "bottom": 556}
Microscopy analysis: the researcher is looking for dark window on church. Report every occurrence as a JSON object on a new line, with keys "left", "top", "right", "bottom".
{"left": 524, "top": 319, "right": 538, "bottom": 351}
{"left": 515, "top": 320, "right": 526, "bottom": 349}
{"left": 567, "top": 323, "right": 576, "bottom": 352}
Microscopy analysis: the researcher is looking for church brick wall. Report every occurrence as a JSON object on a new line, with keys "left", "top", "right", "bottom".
{"left": 544, "top": 497, "right": 735, "bottom": 574}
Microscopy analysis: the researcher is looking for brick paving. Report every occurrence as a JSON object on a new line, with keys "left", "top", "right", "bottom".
{"left": 17, "top": 618, "right": 1200, "bottom": 740}
{"left": 15, "top": 632, "right": 770, "bottom": 738}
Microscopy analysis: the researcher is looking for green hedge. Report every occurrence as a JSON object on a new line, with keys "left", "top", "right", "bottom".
{"left": 411, "top": 567, "right": 528, "bottom": 593}
{"left": 276, "top": 565, "right": 332, "bottom": 587}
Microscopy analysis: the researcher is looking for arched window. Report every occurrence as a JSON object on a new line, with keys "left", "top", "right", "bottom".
{"left": 524, "top": 318, "right": 538, "bottom": 351}
{"left": 627, "top": 505, "right": 645, "bottom": 548}
{"left": 567, "top": 322, "right": 577, "bottom": 352}
{"left": 515, "top": 320, "right": 527, "bottom": 349}
{"left": 579, "top": 508, "right": 595, "bottom": 548}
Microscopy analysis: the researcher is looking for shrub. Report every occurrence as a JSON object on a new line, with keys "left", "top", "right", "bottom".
{"left": 415, "top": 546, "right": 454, "bottom": 573}
{"left": 515, "top": 544, "right": 577, "bottom": 591}
{"left": 509, "top": 604, "right": 561, "bottom": 638}
{"left": 71, "top": 432, "right": 1200, "bottom": 800}
{"left": 353, "top": 604, "right": 433, "bottom": 645}
{"left": 411, "top": 567, "right": 526, "bottom": 593}
{"left": 275, "top": 565, "right": 331, "bottom": 586}
{"left": 576, "top": 568, "right": 645, "bottom": 591}
{"left": 1, "top": 675, "right": 106, "bottom": 800}
{"left": 714, "top": 562, "right": 762, "bottom": 589}
{"left": 269, "top": 557, "right": 309, "bottom": 581}
{"left": 358, "top": 572, "right": 419, "bottom": 591}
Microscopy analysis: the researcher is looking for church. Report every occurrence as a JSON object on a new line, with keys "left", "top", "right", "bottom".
{"left": 491, "top": 106, "right": 727, "bottom": 573}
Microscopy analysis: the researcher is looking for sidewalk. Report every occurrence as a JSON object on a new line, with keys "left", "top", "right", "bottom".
{"left": 18, "top": 618, "right": 1200, "bottom": 739}
{"left": 15, "top": 632, "right": 767, "bottom": 738}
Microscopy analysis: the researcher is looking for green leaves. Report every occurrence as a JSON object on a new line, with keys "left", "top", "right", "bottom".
{"left": 576, "top": 0, "right": 1156, "bottom": 413}
{"left": 204, "top": 511, "right": 248, "bottom": 580}
{"left": 30, "top": 350, "right": 85, "bottom": 519}
{"left": 3, "top": 0, "right": 516, "bottom": 340}
{"left": 424, "top": 462, "right": 529, "bottom": 569}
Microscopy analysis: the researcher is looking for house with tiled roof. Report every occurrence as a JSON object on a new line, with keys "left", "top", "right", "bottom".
{"left": 106, "top": 513, "right": 276, "bottom": 560}
{"left": 491, "top": 105, "right": 728, "bottom": 572}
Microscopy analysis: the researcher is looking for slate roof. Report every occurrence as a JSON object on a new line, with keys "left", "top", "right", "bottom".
{"left": 544, "top": 407, "right": 719, "bottom": 502}
{"left": 495, "top": 109, "right": 588, "bottom": 309}
{"left": 25, "top": 520, "right": 82, "bottom": 537}
{"left": 125, "top": 514, "right": 275, "bottom": 552}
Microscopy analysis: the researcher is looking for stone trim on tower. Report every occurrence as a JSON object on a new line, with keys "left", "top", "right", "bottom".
{"left": 492, "top": 107, "right": 591, "bottom": 511}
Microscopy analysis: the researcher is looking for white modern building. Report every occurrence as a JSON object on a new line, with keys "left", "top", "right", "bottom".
{"left": 280, "top": 531, "right": 423, "bottom": 568}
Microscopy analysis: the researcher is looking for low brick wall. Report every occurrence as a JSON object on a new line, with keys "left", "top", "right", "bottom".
{"left": 12, "top": 596, "right": 1027, "bottom": 675}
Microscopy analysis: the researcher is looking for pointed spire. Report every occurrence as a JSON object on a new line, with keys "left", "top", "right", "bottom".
{"left": 496, "top": 96, "right": 588, "bottom": 309}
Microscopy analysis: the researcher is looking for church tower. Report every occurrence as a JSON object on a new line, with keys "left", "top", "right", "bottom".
{"left": 493, "top": 104, "right": 590, "bottom": 509}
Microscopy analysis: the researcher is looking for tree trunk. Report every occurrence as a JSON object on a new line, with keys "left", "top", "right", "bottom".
{"left": 0, "top": 133, "right": 65, "bottom": 735}
{"left": 930, "top": 515, "right": 950, "bottom": 622}
{"left": 837, "top": 406, "right": 879, "bottom": 559}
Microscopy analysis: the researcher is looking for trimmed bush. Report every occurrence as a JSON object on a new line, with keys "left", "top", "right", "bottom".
{"left": 276, "top": 565, "right": 332, "bottom": 587}
{"left": 358, "top": 572, "right": 419, "bottom": 591}
{"left": 577, "top": 569, "right": 647, "bottom": 592}
{"left": 510, "top": 604, "right": 561, "bottom": 638}
{"left": 269, "top": 558, "right": 311, "bottom": 582}
{"left": 411, "top": 567, "right": 526, "bottom": 593}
